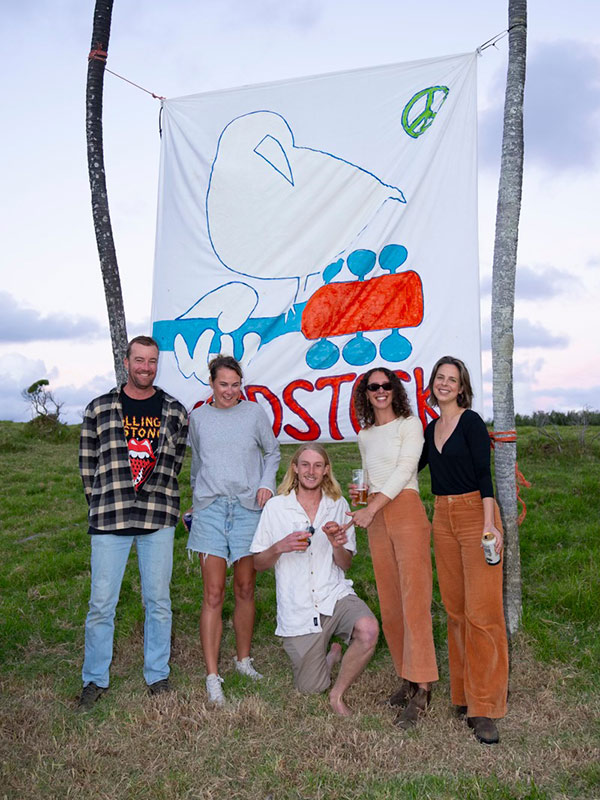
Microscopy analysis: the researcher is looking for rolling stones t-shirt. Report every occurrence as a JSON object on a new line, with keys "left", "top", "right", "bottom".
{"left": 120, "top": 389, "right": 163, "bottom": 491}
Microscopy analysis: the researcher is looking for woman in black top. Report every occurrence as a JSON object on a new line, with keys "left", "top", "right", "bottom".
{"left": 420, "top": 356, "right": 508, "bottom": 745}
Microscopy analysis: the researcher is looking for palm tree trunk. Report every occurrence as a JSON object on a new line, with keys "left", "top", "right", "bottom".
{"left": 491, "top": 0, "right": 527, "bottom": 635}
{"left": 86, "top": 0, "right": 128, "bottom": 385}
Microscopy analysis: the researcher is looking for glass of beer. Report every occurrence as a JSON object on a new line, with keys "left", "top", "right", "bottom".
{"left": 294, "top": 520, "right": 314, "bottom": 547}
{"left": 352, "top": 469, "right": 368, "bottom": 505}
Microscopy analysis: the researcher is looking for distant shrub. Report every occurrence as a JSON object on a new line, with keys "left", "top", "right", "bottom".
{"left": 515, "top": 409, "right": 600, "bottom": 426}
{"left": 24, "top": 414, "right": 69, "bottom": 440}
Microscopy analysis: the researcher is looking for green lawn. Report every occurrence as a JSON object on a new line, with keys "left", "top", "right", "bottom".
{"left": 0, "top": 421, "right": 598, "bottom": 799}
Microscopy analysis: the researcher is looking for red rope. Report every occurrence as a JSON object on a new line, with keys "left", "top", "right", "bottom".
{"left": 489, "top": 430, "right": 531, "bottom": 525}
{"left": 88, "top": 46, "right": 108, "bottom": 63}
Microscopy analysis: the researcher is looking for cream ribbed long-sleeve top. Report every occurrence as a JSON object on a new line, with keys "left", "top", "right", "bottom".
{"left": 357, "top": 415, "right": 423, "bottom": 500}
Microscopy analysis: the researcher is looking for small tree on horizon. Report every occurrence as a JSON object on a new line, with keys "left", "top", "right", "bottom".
{"left": 22, "top": 379, "right": 63, "bottom": 421}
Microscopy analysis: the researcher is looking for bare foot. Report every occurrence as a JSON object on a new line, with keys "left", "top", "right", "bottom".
{"left": 326, "top": 642, "right": 342, "bottom": 672}
{"left": 329, "top": 692, "right": 353, "bottom": 717}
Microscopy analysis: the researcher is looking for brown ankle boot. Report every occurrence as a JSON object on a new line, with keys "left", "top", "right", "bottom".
{"left": 467, "top": 716, "right": 499, "bottom": 744}
{"left": 389, "top": 679, "right": 417, "bottom": 708}
{"left": 393, "top": 687, "right": 431, "bottom": 728}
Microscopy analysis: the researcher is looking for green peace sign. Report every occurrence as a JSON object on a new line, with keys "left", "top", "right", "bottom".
{"left": 401, "top": 86, "right": 450, "bottom": 139}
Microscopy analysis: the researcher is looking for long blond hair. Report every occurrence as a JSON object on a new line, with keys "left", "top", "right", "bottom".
{"left": 278, "top": 444, "right": 342, "bottom": 500}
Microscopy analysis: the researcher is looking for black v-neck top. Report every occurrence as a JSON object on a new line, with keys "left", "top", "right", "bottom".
{"left": 419, "top": 409, "right": 494, "bottom": 498}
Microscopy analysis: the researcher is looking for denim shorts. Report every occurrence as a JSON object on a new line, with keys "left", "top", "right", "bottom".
{"left": 186, "top": 497, "right": 261, "bottom": 564}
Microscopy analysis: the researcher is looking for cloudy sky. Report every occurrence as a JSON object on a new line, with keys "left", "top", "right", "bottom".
{"left": 1, "top": 0, "right": 599, "bottom": 422}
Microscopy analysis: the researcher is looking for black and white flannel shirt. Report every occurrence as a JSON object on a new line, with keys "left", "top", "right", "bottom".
{"left": 79, "top": 386, "right": 189, "bottom": 531}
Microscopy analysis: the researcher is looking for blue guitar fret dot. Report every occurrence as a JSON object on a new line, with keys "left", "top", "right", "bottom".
{"left": 322, "top": 258, "right": 344, "bottom": 284}
{"left": 342, "top": 332, "right": 377, "bottom": 366}
{"left": 379, "top": 329, "right": 412, "bottom": 362}
{"left": 347, "top": 249, "right": 376, "bottom": 281}
{"left": 306, "top": 338, "right": 340, "bottom": 369}
{"left": 378, "top": 244, "right": 408, "bottom": 274}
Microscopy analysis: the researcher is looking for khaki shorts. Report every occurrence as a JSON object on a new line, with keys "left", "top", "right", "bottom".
{"left": 282, "top": 594, "right": 375, "bottom": 694}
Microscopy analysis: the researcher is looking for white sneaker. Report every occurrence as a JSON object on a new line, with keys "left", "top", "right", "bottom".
{"left": 206, "top": 673, "right": 225, "bottom": 706}
{"left": 233, "top": 656, "right": 263, "bottom": 680}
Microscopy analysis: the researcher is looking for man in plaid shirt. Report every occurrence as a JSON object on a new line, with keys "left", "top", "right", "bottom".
{"left": 78, "top": 336, "right": 188, "bottom": 710}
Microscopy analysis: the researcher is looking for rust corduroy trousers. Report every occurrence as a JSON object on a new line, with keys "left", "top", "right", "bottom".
{"left": 368, "top": 489, "right": 439, "bottom": 684}
{"left": 433, "top": 491, "right": 508, "bottom": 718}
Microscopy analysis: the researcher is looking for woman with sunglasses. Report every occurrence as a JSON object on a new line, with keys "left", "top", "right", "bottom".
{"left": 419, "top": 356, "right": 507, "bottom": 745}
{"left": 348, "top": 367, "right": 438, "bottom": 727}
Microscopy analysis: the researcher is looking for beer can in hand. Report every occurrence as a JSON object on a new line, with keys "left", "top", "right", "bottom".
{"left": 482, "top": 532, "right": 501, "bottom": 565}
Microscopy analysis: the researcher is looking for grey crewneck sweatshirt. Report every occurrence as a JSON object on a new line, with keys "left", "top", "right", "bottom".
{"left": 189, "top": 400, "right": 280, "bottom": 511}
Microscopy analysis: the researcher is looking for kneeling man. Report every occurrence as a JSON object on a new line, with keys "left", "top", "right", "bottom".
{"left": 251, "top": 444, "right": 378, "bottom": 716}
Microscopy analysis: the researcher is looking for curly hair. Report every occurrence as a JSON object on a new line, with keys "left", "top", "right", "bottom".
{"left": 426, "top": 355, "right": 473, "bottom": 409}
{"left": 353, "top": 367, "right": 412, "bottom": 429}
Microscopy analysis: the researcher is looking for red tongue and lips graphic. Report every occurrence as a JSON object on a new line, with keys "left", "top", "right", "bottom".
{"left": 128, "top": 439, "right": 156, "bottom": 488}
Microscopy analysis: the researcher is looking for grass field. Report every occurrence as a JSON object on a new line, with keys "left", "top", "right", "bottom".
{"left": 0, "top": 421, "right": 599, "bottom": 799}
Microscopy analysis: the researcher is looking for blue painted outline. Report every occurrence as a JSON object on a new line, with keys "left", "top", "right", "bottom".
{"left": 176, "top": 280, "right": 259, "bottom": 323}
{"left": 254, "top": 134, "right": 294, "bottom": 185}
{"left": 205, "top": 110, "right": 407, "bottom": 282}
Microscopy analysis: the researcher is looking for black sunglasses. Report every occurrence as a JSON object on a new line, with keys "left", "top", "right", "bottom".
{"left": 305, "top": 525, "right": 315, "bottom": 546}
{"left": 366, "top": 382, "right": 392, "bottom": 392}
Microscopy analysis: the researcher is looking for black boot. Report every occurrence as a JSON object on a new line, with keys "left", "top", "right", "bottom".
{"left": 467, "top": 716, "right": 500, "bottom": 744}
{"left": 393, "top": 687, "right": 431, "bottom": 728}
{"left": 389, "top": 679, "right": 417, "bottom": 708}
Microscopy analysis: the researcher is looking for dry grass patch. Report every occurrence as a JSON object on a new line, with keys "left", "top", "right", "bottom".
{"left": 1, "top": 633, "right": 599, "bottom": 799}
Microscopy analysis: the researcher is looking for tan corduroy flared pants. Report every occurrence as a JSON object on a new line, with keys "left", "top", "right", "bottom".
{"left": 433, "top": 491, "right": 508, "bottom": 718}
{"left": 368, "top": 489, "right": 439, "bottom": 684}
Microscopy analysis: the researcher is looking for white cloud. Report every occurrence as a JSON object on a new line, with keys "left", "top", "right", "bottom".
{"left": 0, "top": 352, "right": 115, "bottom": 424}
{"left": 481, "top": 354, "right": 599, "bottom": 417}
{"left": 480, "top": 264, "right": 576, "bottom": 300}
{"left": 514, "top": 318, "right": 569, "bottom": 349}
{"left": 530, "top": 385, "right": 600, "bottom": 411}
{"left": 482, "top": 357, "right": 546, "bottom": 384}
{"left": 481, "top": 317, "right": 569, "bottom": 351}
{"left": 479, "top": 40, "right": 600, "bottom": 171}
{"left": 524, "top": 41, "right": 600, "bottom": 171}
{"left": 58, "top": 375, "right": 115, "bottom": 424}
{"left": 0, "top": 353, "right": 57, "bottom": 422}
{"left": 0, "top": 291, "right": 106, "bottom": 343}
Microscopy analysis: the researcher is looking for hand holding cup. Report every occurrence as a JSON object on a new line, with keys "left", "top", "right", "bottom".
{"left": 349, "top": 469, "right": 368, "bottom": 505}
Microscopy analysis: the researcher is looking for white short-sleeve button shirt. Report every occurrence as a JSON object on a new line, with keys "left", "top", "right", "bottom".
{"left": 250, "top": 491, "right": 357, "bottom": 637}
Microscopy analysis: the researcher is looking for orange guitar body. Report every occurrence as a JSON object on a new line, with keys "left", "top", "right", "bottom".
{"left": 301, "top": 271, "right": 423, "bottom": 340}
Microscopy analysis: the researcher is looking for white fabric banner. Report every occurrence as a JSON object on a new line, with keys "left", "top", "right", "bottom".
{"left": 151, "top": 52, "right": 481, "bottom": 441}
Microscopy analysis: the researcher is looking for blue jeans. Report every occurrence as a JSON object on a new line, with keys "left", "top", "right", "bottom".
{"left": 82, "top": 527, "right": 174, "bottom": 688}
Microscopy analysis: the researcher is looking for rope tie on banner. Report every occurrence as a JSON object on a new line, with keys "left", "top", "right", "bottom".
{"left": 489, "top": 431, "right": 531, "bottom": 524}
{"left": 87, "top": 45, "right": 165, "bottom": 100}
{"left": 477, "top": 29, "right": 509, "bottom": 55}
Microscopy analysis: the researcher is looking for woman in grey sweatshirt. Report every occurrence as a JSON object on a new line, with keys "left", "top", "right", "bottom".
{"left": 187, "top": 355, "right": 280, "bottom": 706}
